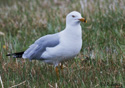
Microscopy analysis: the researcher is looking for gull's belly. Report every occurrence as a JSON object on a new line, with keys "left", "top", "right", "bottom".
{"left": 61, "top": 39, "right": 82, "bottom": 58}
{"left": 41, "top": 39, "right": 82, "bottom": 60}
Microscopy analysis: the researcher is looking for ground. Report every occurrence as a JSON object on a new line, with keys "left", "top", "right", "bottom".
{"left": 0, "top": 0, "right": 125, "bottom": 88}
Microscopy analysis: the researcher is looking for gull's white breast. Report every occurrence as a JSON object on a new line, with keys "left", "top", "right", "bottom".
{"left": 41, "top": 28, "right": 82, "bottom": 62}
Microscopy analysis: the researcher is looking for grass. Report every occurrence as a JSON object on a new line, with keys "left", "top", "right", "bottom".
{"left": 0, "top": 0, "right": 125, "bottom": 88}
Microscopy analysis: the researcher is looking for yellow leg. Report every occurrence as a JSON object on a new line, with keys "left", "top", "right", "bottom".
{"left": 60, "top": 63, "right": 63, "bottom": 71}
{"left": 55, "top": 66, "right": 59, "bottom": 79}
{"left": 60, "top": 63, "right": 64, "bottom": 77}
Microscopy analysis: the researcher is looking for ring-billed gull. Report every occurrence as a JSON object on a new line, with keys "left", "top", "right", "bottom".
{"left": 7, "top": 11, "right": 87, "bottom": 77}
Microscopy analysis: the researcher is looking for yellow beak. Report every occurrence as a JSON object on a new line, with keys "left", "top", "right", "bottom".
{"left": 79, "top": 18, "right": 87, "bottom": 23}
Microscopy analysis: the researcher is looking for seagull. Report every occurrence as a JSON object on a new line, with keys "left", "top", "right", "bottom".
{"left": 7, "top": 11, "right": 87, "bottom": 77}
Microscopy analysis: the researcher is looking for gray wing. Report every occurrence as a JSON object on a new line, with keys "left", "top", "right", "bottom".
{"left": 22, "top": 33, "right": 60, "bottom": 60}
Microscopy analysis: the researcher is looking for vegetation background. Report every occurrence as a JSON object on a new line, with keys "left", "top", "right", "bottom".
{"left": 0, "top": 0, "right": 124, "bottom": 88}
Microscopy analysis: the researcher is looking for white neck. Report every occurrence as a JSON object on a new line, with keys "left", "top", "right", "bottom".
{"left": 64, "top": 24, "right": 82, "bottom": 39}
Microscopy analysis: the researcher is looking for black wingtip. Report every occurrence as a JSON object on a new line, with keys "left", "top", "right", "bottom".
{"left": 6, "top": 53, "right": 13, "bottom": 56}
{"left": 6, "top": 52, "right": 24, "bottom": 58}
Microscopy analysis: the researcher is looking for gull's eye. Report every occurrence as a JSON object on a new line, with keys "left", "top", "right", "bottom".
{"left": 72, "top": 15, "right": 75, "bottom": 18}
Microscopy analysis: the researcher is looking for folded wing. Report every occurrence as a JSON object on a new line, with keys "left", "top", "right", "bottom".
{"left": 22, "top": 33, "right": 60, "bottom": 60}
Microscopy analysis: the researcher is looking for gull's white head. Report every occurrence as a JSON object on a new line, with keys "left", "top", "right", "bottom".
{"left": 66, "top": 11, "right": 87, "bottom": 26}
